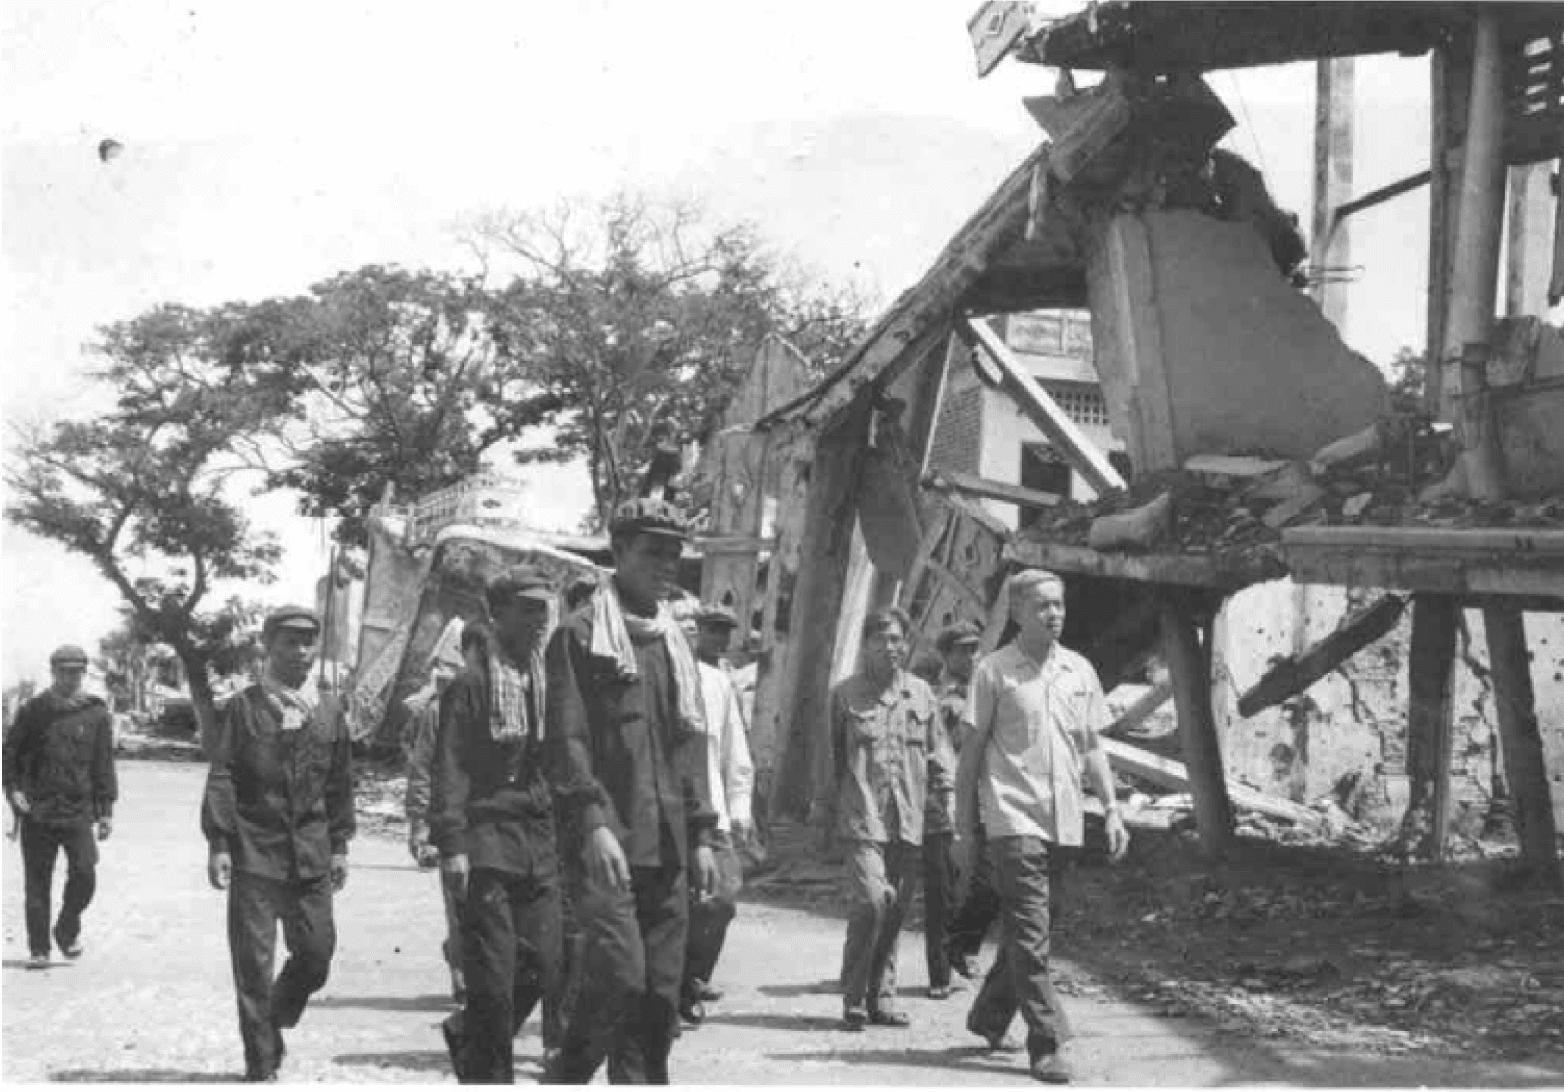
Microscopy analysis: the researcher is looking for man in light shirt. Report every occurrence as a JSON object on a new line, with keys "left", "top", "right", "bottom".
{"left": 678, "top": 604, "right": 754, "bottom": 1026}
{"left": 955, "top": 570, "right": 1129, "bottom": 1084}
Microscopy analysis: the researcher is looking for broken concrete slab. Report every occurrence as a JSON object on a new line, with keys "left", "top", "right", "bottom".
{"left": 1087, "top": 210, "right": 1390, "bottom": 471}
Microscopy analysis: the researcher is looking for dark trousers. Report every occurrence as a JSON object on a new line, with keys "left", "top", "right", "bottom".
{"left": 683, "top": 842, "right": 742, "bottom": 994}
{"left": 921, "top": 830, "right": 956, "bottom": 989}
{"left": 441, "top": 867, "right": 465, "bottom": 983}
{"left": 227, "top": 871, "right": 336, "bottom": 1079}
{"left": 450, "top": 867, "right": 564, "bottom": 1084}
{"left": 947, "top": 829, "right": 1001, "bottom": 964}
{"left": 841, "top": 840, "right": 917, "bottom": 1011}
{"left": 20, "top": 819, "right": 97, "bottom": 956}
{"left": 554, "top": 864, "right": 688, "bottom": 1084}
{"left": 966, "top": 836, "right": 1071, "bottom": 1063}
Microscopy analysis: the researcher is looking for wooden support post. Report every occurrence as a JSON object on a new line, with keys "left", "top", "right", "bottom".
{"left": 1484, "top": 607, "right": 1560, "bottom": 880}
{"left": 771, "top": 395, "right": 873, "bottom": 822}
{"left": 1159, "top": 594, "right": 1234, "bottom": 855}
{"left": 1402, "top": 595, "right": 1458, "bottom": 860}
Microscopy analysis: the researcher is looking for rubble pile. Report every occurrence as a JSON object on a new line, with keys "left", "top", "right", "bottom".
{"left": 1017, "top": 412, "right": 1564, "bottom": 563}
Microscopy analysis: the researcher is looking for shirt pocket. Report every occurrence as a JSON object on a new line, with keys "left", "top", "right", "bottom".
{"left": 1055, "top": 683, "right": 1094, "bottom": 753}
{"left": 845, "top": 706, "right": 881, "bottom": 747}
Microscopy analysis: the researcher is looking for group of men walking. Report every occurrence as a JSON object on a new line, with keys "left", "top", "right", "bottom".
{"left": 7, "top": 494, "right": 1131, "bottom": 1087}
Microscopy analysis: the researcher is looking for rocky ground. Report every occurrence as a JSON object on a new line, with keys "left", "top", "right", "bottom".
{"left": 4, "top": 758, "right": 1564, "bottom": 1086}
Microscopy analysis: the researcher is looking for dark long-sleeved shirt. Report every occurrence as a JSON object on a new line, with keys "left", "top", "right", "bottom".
{"left": 201, "top": 684, "right": 355, "bottom": 881}
{"left": 429, "top": 665, "right": 555, "bottom": 875}
{"left": 2, "top": 692, "right": 116, "bottom": 827}
{"left": 830, "top": 669, "right": 953, "bottom": 846}
{"left": 545, "top": 609, "right": 716, "bottom": 870}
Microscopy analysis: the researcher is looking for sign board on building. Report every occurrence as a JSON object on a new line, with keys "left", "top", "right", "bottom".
{"left": 967, "top": 1, "right": 1036, "bottom": 78}
{"left": 1005, "top": 311, "right": 1093, "bottom": 360}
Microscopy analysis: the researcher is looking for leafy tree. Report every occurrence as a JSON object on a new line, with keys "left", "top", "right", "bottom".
{"left": 5, "top": 304, "right": 289, "bottom": 747}
{"left": 95, "top": 597, "right": 265, "bottom": 719}
{"left": 472, "top": 192, "right": 869, "bottom": 528}
{"left": 212, "top": 265, "right": 508, "bottom": 546}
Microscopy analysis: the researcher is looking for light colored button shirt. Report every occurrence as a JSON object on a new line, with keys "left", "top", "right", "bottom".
{"left": 696, "top": 661, "right": 753, "bottom": 834}
{"left": 962, "top": 641, "right": 1108, "bottom": 847}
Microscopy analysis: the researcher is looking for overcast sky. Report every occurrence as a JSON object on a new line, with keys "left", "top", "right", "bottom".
{"left": 2, "top": 0, "right": 1442, "bottom": 686}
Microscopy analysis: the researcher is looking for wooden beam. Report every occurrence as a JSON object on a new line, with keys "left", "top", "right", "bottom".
{"left": 1005, "top": 538, "right": 1282, "bottom": 591}
{"left": 1282, "top": 525, "right": 1564, "bottom": 556}
{"left": 1403, "top": 595, "right": 1458, "bottom": 861}
{"left": 771, "top": 396, "right": 872, "bottom": 822}
{"left": 1159, "top": 594, "right": 1234, "bottom": 855}
{"left": 1237, "top": 595, "right": 1407, "bottom": 718}
{"left": 1484, "top": 605, "right": 1560, "bottom": 878}
{"left": 1104, "top": 680, "right": 1173, "bottom": 738}
{"left": 959, "top": 315, "right": 1127, "bottom": 495}
{"left": 1101, "top": 738, "right": 1320, "bottom": 832}
{"left": 924, "top": 468, "right": 1063, "bottom": 511}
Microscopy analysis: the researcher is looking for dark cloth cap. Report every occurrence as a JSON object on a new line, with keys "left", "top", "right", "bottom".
{"left": 936, "top": 621, "right": 983, "bottom": 654}
{"left": 609, "top": 498, "right": 690, "bottom": 541}
{"left": 486, "top": 565, "right": 554, "bottom": 607}
{"left": 49, "top": 644, "right": 89, "bottom": 667}
{"left": 695, "top": 604, "right": 738, "bottom": 629}
{"left": 262, "top": 606, "right": 321, "bottom": 640}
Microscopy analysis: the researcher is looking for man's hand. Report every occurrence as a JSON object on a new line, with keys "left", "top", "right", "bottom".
{"left": 330, "top": 853, "right": 350, "bottom": 892}
{"left": 441, "top": 852, "right": 470, "bottom": 899}
{"left": 413, "top": 840, "right": 441, "bottom": 870}
{"left": 585, "top": 826, "right": 630, "bottom": 894}
{"left": 95, "top": 817, "right": 113, "bottom": 841}
{"left": 693, "top": 844, "right": 717, "bottom": 899}
{"left": 1104, "top": 810, "right": 1130, "bottom": 863}
{"left": 208, "top": 850, "right": 233, "bottom": 891}
{"left": 9, "top": 790, "right": 30, "bottom": 816}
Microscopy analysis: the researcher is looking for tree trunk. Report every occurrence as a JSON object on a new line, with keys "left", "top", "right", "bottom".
{"left": 176, "top": 646, "right": 219, "bottom": 757}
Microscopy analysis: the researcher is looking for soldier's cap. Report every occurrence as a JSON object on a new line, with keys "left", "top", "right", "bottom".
{"left": 936, "top": 621, "right": 983, "bottom": 654}
{"left": 695, "top": 604, "right": 739, "bottom": 629}
{"left": 609, "top": 497, "right": 689, "bottom": 542}
{"left": 485, "top": 564, "right": 555, "bottom": 607}
{"left": 262, "top": 606, "right": 321, "bottom": 640}
{"left": 49, "top": 644, "right": 89, "bottom": 667}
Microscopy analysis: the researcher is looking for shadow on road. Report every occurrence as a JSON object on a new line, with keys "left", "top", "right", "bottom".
{"left": 758, "top": 979, "right": 838, "bottom": 999}
{"left": 768, "top": 1046, "right": 1021, "bottom": 1077}
{"left": 332, "top": 1050, "right": 451, "bottom": 1074}
{"left": 49, "top": 1069, "right": 238, "bottom": 1083}
{"left": 312, "top": 993, "right": 454, "bottom": 1012}
{"left": 701, "top": 1012, "right": 844, "bottom": 1033}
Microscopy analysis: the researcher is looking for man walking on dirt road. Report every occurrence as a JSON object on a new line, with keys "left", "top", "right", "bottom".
{"left": 433, "top": 567, "right": 566, "bottom": 1083}
{"left": 4, "top": 644, "right": 117, "bottom": 970}
{"left": 544, "top": 498, "right": 718, "bottom": 1084}
{"left": 678, "top": 603, "right": 754, "bottom": 1027}
{"left": 924, "top": 620, "right": 981, "bottom": 999}
{"left": 828, "top": 606, "right": 955, "bottom": 1031}
{"left": 203, "top": 606, "right": 355, "bottom": 1083}
{"left": 955, "top": 569, "right": 1129, "bottom": 1084}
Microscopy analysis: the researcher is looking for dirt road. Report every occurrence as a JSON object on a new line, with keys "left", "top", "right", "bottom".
{"left": 5, "top": 760, "right": 1563, "bottom": 1085}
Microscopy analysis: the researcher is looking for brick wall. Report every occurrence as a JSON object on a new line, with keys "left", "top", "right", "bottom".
{"left": 928, "top": 385, "right": 982, "bottom": 476}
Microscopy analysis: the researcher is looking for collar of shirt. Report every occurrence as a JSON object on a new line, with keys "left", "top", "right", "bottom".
{"left": 870, "top": 670, "right": 916, "bottom": 707}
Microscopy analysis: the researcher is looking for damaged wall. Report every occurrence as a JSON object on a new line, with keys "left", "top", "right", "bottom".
{"left": 1213, "top": 580, "right": 1564, "bottom": 834}
{"left": 1087, "top": 209, "right": 1391, "bottom": 471}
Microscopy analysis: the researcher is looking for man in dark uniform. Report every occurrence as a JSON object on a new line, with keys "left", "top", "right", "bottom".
{"left": 203, "top": 606, "right": 354, "bottom": 1083}
{"left": 923, "top": 621, "right": 981, "bottom": 999}
{"left": 544, "top": 498, "right": 718, "bottom": 1084}
{"left": 433, "top": 568, "right": 564, "bottom": 1084}
{"left": 4, "top": 644, "right": 117, "bottom": 969}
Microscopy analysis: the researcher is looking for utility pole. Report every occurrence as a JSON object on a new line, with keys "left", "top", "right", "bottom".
{"left": 1295, "top": 59, "right": 1355, "bottom": 658}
